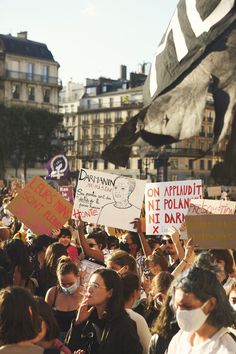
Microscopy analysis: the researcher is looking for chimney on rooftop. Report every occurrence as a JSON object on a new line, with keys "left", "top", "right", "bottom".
{"left": 120, "top": 65, "right": 127, "bottom": 80}
{"left": 17, "top": 31, "right": 28, "bottom": 39}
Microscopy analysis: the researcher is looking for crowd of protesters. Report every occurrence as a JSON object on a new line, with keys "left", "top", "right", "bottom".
{"left": 0, "top": 183, "right": 236, "bottom": 354}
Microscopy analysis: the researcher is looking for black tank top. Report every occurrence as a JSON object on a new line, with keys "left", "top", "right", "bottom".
{"left": 52, "top": 287, "right": 77, "bottom": 333}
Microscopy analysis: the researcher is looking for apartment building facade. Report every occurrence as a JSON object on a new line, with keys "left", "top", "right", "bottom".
{"left": 62, "top": 76, "right": 225, "bottom": 184}
{"left": 0, "top": 31, "right": 61, "bottom": 112}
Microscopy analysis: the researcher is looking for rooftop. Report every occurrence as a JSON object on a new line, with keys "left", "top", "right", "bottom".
{"left": 0, "top": 33, "right": 56, "bottom": 62}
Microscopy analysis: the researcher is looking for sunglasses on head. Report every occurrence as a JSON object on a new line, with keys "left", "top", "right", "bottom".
{"left": 162, "top": 239, "right": 173, "bottom": 245}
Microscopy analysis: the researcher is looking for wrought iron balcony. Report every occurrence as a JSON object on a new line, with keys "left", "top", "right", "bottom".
{"left": 4, "top": 70, "right": 62, "bottom": 86}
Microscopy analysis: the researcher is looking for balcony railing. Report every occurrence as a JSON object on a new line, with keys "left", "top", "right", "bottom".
{"left": 165, "top": 148, "right": 204, "bottom": 157}
{"left": 79, "top": 101, "right": 143, "bottom": 111}
{"left": 5, "top": 70, "right": 62, "bottom": 86}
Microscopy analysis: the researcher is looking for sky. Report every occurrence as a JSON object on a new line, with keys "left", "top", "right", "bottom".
{"left": 0, "top": 0, "right": 179, "bottom": 85}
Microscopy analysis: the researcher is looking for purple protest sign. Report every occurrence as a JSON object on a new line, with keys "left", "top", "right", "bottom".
{"left": 59, "top": 185, "right": 74, "bottom": 204}
{"left": 44, "top": 154, "right": 69, "bottom": 180}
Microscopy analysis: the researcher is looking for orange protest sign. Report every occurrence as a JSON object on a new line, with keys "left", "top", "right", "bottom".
{"left": 8, "top": 176, "right": 73, "bottom": 235}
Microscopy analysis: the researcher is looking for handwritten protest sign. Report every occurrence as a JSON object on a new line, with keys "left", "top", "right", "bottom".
{"left": 8, "top": 176, "right": 73, "bottom": 235}
{"left": 185, "top": 214, "right": 236, "bottom": 249}
{"left": 145, "top": 180, "right": 202, "bottom": 235}
{"left": 188, "top": 199, "right": 236, "bottom": 215}
{"left": 59, "top": 185, "right": 74, "bottom": 204}
{"left": 72, "top": 169, "right": 146, "bottom": 231}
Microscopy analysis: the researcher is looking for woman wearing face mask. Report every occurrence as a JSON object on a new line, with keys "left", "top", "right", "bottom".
{"left": 167, "top": 260, "right": 236, "bottom": 354}
{"left": 45, "top": 256, "right": 83, "bottom": 342}
{"left": 65, "top": 268, "right": 143, "bottom": 354}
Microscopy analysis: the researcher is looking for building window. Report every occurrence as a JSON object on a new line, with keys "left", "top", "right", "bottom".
{"left": 87, "top": 100, "right": 90, "bottom": 109}
{"left": 188, "top": 159, "right": 193, "bottom": 170}
{"left": 93, "top": 160, "right": 98, "bottom": 169}
{"left": 170, "top": 159, "right": 178, "bottom": 170}
{"left": 110, "top": 97, "right": 113, "bottom": 107}
{"left": 83, "top": 128, "right": 88, "bottom": 137}
{"left": 115, "top": 126, "right": 121, "bottom": 134}
{"left": 104, "top": 160, "right": 108, "bottom": 169}
{"left": 115, "top": 111, "right": 121, "bottom": 119}
{"left": 94, "top": 143, "right": 99, "bottom": 153}
{"left": 93, "top": 114, "right": 99, "bottom": 123}
{"left": 104, "top": 112, "right": 110, "bottom": 119}
{"left": 43, "top": 88, "right": 50, "bottom": 103}
{"left": 28, "top": 86, "right": 35, "bottom": 101}
{"left": 82, "top": 144, "right": 88, "bottom": 155}
{"left": 93, "top": 127, "right": 99, "bottom": 136}
{"left": 104, "top": 127, "right": 110, "bottom": 136}
{"left": 27, "top": 63, "right": 34, "bottom": 80}
{"left": 12, "top": 84, "right": 20, "bottom": 99}
{"left": 42, "top": 65, "right": 49, "bottom": 83}
{"left": 208, "top": 160, "right": 212, "bottom": 170}
{"left": 200, "top": 159, "right": 205, "bottom": 170}
{"left": 98, "top": 99, "right": 102, "bottom": 108}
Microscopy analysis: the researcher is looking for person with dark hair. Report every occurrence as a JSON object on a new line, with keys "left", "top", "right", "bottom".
{"left": 167, "top": 261, "right": 236, "bottom": 353}
{"left": 76, "top": 220, "right": 105, "bottom": 265}
{"left": 31, "top": 235, "right": 54, "bottom": 288}
{"left": 45, "top": 256, "right": 82, "bottom": 342}
{"left": 0, "top": 287, "right": 43, "bottom": 353}
{"left": 106, "top": 249, "right": 137, "bottom": 274}
{"left": 106, "top": 235, "right": 120, "bottom": 251}
{"left": 145, "top": 271, "right": 174, "bottom": 328}
{"left": 209, "top": 249, "right": 236, "bottom": 295}
{"left": 39, "top": 242, "right": 67, "bottom": 297}
{"left": 34, "top": 296, "right": 71, "bottom": 354}
{"left": 58, "top": 228, "right": 80, "bottom": 263}
{"left": 122, "top": 272, "right": 151, "bottom": 354}
{"left": 3, "top": 238, "right": 38, "bottom": 293}
{"left": 0, "top": 266, "right": 11, "bottom": 289}
{"left": 148, "top": 293, "right": 179, "bottom": 354}
{"left": 65, "top": 268, "right": 143, "bottom": 354}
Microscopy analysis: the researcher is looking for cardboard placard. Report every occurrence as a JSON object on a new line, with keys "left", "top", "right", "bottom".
{"left": 207, "top": 186, "right": 222, "bottom": 198}
{"left": 145, "top": 180, "right": 202, "bottom": 235}
{"left": 188, "top": 199, "right": 236, "bottom": 215}
{"left": 72, "top": 169, "right": 146, "bottom": 231}
{"left": 8, "top": 176, "right": 73, "bottom": 235}
{"left": 185, "top": 214, "right": 236, "bottom": 249}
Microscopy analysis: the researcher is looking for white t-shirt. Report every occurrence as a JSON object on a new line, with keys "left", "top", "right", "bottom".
{"left": 126, "top": 308, "right": 151, "bottom": 354}
{"left": 167, "top": 327, "right": 236, "bottom": 354}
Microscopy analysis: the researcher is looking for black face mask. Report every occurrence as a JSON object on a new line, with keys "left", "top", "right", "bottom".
{"left": 119, "top": 241, "right": 130, "bottom": 253}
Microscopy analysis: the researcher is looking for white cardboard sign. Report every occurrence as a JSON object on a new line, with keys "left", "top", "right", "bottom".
{"left": 145, "top": 180, "right": 202, "bottom": 235}
{"left": 72, "top": 169, "right": 146, "bottom": 231}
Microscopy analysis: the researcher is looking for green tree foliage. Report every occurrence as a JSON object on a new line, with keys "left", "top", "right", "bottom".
{"left": 0, "top": 104, "right": 62, "bottom": 179}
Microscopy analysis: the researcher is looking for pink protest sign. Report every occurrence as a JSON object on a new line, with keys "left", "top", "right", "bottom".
{"left": 8, "top": 176, "right": 73, "bottom": 235}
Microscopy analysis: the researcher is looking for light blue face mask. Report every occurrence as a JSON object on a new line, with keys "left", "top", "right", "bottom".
{"left": 61, "top": 281, "right": 79, "bottom": 295}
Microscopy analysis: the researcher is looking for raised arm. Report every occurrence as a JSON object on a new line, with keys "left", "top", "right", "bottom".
{"left": 75, "top": 219, "right": 105, "bottom": 264}
{"left": 131, "top": 218, "right": 152, "bottom": 257}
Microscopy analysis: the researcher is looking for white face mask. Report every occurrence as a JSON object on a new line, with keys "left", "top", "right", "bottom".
{"left": 176, "top": 300, "right": 209, "bottom": 332}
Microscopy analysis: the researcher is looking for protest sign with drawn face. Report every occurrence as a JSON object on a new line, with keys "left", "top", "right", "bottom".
{"left": 72, "top": 169, "right": 146, "bottom": 231}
